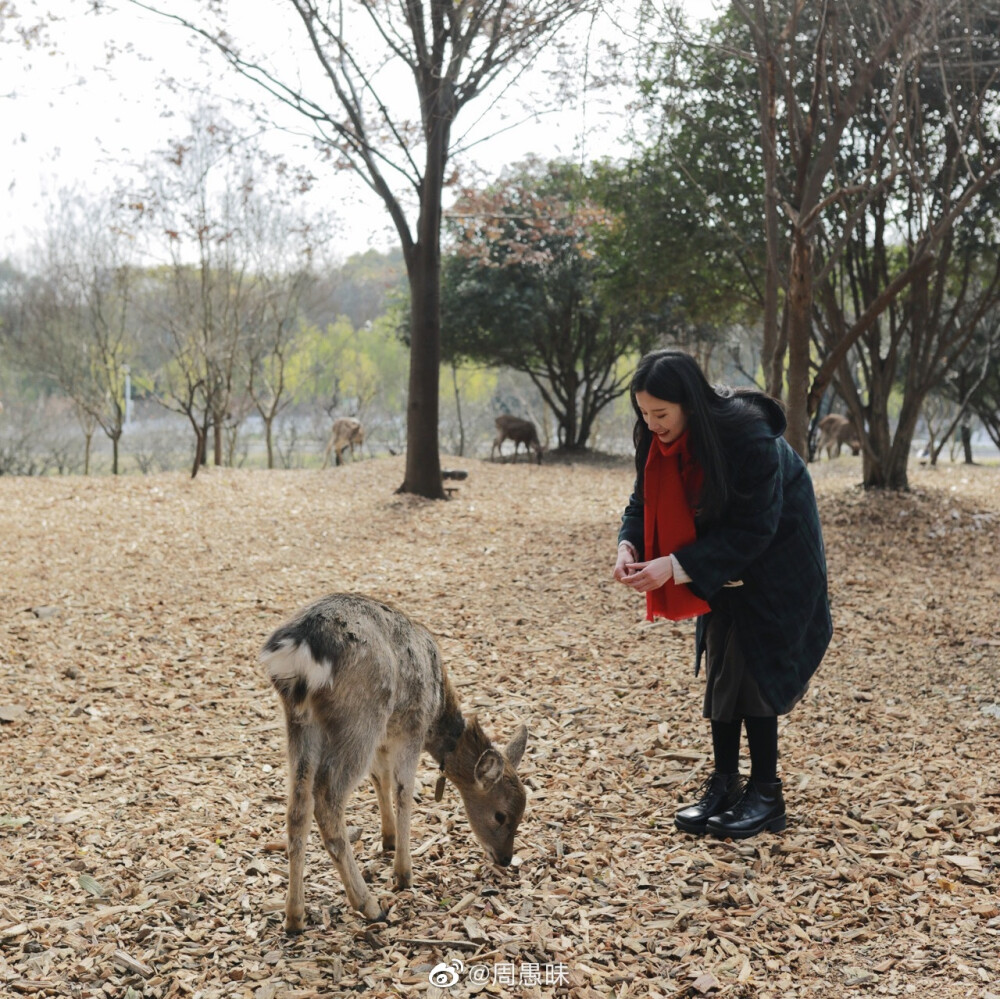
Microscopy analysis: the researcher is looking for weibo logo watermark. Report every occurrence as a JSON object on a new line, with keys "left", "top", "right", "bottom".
{"left": 428, "top": 959, "right": 464, "bottom": 988}
{"left": 428, "top": 959, "right": 570, "bottom": 989}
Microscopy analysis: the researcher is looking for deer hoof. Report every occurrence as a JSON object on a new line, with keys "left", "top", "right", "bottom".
{"left": 361, "top": 895, "right": 386, "bottom": 923}
{"left": 394, "top": 869, "right": 412, "bottom": 890}
{"left": 285, "top": 911, "right": 306, "bottom": 935}
{"left": 381, "top": 835, "right": 396, "bottom": 853}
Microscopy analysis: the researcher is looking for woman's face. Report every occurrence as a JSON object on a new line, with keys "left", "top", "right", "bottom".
{"left": 635, "top": 390, "right": 688, "bottom": 446}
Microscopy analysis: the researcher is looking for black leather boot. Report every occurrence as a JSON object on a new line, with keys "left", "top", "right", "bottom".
{"left": 706, "top": 778, "right": 786, "bottom": 839}
{"left": 674, "top": 772, "right": 744, "bottom": 835}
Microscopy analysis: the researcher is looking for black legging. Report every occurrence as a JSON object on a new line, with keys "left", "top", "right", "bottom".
{"left": 711, "top": 716, "right": 778, "bottom": 783}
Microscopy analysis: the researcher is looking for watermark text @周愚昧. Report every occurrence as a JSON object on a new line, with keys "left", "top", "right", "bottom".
{"left": 428, "top": 959, "right": 570, "bottom": 989}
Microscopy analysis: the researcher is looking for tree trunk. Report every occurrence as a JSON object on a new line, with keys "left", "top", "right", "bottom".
{"left": 576, "top": 407, "right": 597, "bottom": 449}
{"left": 398, "top": 240, "right": 445, "bottom": 499}
{"left": 564, "top": 390, "right": 578, "bottom": 450}
{"left": 265, "top": 416, "right": 275, "bottom": 470}
{"left": 112, "top": 434, "right": 120, "bottom": 476}
{"left": 451, "top": 362, "right": 465, "bottom": 457}
{"left": 214, "top": 418, "right": 223, "bottom": 467}
{"left": 863, "top": 408, "right": 891, "bottom": 488}
{"left": 884, "top": 396, "right": 922, "bottom": 490}
{"left": 785, "top": 230, "right": 812, "bottom": 457}
{"left": 866, "top": 271, "right": 929, "bottom": 491}
{"left": 769, "top": 301, "right": 789, "bottom": 401}
{"left": 398, "top": 100, "right": 449, "bottom": 499}
{"left": 929, "top": 429, "right": 942, "bottom": 466}
{"left": 864, "top": 374, "right": 919, "bottom": 491}
{"left": 191, "top": 430, "right": 205, "bottom": 479}
{"left": 757, "top": 23, "right": 781, "bottom": 396}
{"left": 961, "top": 421, "right": 974, "bottom": 464}
{"left": 882, "top": 446, "right": 911, "bottom": 490}
{"left": 84, "top": 433, "right": 93, "bottom": 476}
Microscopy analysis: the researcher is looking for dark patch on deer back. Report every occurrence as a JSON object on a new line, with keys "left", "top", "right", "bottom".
{"left": 264, "top": 598, "right": 364, "bottom": 670}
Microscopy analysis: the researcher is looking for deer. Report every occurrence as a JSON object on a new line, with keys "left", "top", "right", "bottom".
{"left": 491, "top": 414, "right": 543, "bottom": 464}
{"left": 816, "top": 413, "right": 861, "bottom": 459}
{"left": 322, "top": 417, "right": 365, "bottom": 468}
{"left": 260, "top": 593, "right": 528, "bottom": 931}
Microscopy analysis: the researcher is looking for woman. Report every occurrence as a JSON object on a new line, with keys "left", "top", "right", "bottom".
{"left": 613, "top": 350, "right": 831, "bottom": 839}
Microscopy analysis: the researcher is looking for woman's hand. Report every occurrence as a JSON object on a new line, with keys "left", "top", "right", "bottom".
{"left": 613, "top": 543, "right": 638, "bottom": 582}
{"left": 619, "top": 556, "right": 674, "bottom": 592}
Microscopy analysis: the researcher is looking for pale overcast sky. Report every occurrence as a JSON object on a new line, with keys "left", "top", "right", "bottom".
{"left": 1, "top": 0, "right": 722, "bottom": 262}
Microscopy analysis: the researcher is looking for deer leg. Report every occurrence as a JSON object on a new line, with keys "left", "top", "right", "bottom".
{"left": 313, "top": 763, "right": 385, "bottom": 922}
{"left": 390, "top": 743, "right": 421, "bottom": 890}
{"left": 371, "top": 752, "right": 396, "bottom": 853}
{"left": 283, "top": 725, "right": 316, "bottom": 934}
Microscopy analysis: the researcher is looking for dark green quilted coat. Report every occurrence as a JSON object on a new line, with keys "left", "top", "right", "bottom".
{"left": 619, "top": 396, "right": 832, "bottom": 714}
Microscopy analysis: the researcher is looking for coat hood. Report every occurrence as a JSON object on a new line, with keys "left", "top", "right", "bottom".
{"left": 731, "top": 390, "right": 787, "bottom": 440}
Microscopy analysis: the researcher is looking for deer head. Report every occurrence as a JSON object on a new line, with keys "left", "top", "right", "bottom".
{"left": 445, "top": 718, "right": 528, "bottom": 867}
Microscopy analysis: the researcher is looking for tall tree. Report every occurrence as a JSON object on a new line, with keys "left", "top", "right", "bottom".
{"left": 137, "top": 115, "right": 266, "bottom": 477}
{"left": 136, "top": 112, "right": 320, "bottom": 476}
{"left": 811, "top": 1, "right": 1000, "bottom": 488}
{"left": 12, "top": 193, "right": 137, "bottom": 474}
{"left": 733, "top": 0, "right": 933, "bottom": 456}
{"left": 440, "top": 159, "right": 657, "bottom": 448}
{"left": 922, "top": 311, "right": 998, "bottom": 466}
{"left": 605, "top": 28, "right": 770, "bottom": 359}
{"left": 636, "top": 0, "right": 1000, "bottom": 480}
{"left": 242, "top": 197, "right": 322, "bottom": 470}
{"left": 123, "top": 0, "right": 592, "bottom": 498}
{"left": 967, "top": 325, "right": 1000, "bottom": 454}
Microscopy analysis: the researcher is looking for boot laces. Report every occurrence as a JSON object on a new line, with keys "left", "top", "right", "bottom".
{"left": 698, "top": 771, "right": 744, "bottom": 804}
{"left": 728, "top": 780, "right": 768, "bottom": 819}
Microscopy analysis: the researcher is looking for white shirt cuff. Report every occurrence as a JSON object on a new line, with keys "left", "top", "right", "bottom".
{"left": 670, "top": 554, "right": 692, "bottom": 584}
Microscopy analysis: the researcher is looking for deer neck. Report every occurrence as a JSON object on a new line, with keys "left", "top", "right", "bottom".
{"left": 425, "top": 700, "right": 467, "bottom": 771}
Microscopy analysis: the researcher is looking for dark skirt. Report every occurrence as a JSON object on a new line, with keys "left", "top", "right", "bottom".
{"left": 702, "top": 611, "right": 794, "bottom": 722}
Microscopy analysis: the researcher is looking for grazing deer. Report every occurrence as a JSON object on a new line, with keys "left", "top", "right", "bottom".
{"left": 491, "top": 414, "right": 543, "bottom": 464}
{"left": 322, "top": 417, "right": 365, "bottom": 468}
{"left": 261, "top": 593, "right": 528, "bottom": 931}
{"left": 816, "top": 413, "right": 861, "bottom": 459}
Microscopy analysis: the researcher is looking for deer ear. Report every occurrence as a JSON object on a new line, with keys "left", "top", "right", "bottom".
{"left": 505, "top": 725, "right": 528, "bottom": 770}
{"left": 474, "top": 748, "right": 505, "bottom": 788}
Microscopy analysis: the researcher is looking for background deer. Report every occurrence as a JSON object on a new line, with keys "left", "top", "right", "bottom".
{"left": 261, "top": 593, "right": 528, "bottom": 931}
{"left": 816, "top": 413, "right": 861, "bottom": 459}
{"left": 322, "top": 416, "right": 365, "bottom": 468}
{"left": 491, "top": 414, "right": 543, "bottom": 464}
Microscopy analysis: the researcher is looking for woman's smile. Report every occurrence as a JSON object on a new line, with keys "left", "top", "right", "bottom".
{"left": 635, "top": 390, "right": 688, "bottom": 443}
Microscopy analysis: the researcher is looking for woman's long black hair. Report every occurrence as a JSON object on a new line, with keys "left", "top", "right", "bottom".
{"left": 630, "top": 349, "right": 771, "bottom": 522}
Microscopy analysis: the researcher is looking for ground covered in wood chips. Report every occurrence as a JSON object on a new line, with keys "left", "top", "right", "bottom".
{"left": 1, "top": 455, "right": 999, "bottom": 999}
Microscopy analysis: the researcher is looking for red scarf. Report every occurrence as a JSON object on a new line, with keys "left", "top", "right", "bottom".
{"left": 643, "top": 431, "right": 711, "bottom": 621}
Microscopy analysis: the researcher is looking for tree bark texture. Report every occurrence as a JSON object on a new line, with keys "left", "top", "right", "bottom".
{"left": 398, "top": 99, "right": 448, "bottom": 499}
{"left": 961, "top": 423, "right": 974, "bottom": 465}
{"left": 755, "top": 3, "right": 781, "bottom": 398}
{"left": 784, "top": 230, "right": 812, "bottom": 458}
{"left": 400, "top": 241, "right": 445, "bottom": 499}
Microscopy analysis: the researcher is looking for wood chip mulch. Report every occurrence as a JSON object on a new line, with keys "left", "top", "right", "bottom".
{"left": 1, "top": 455, "right": 998, "bottom": 999}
